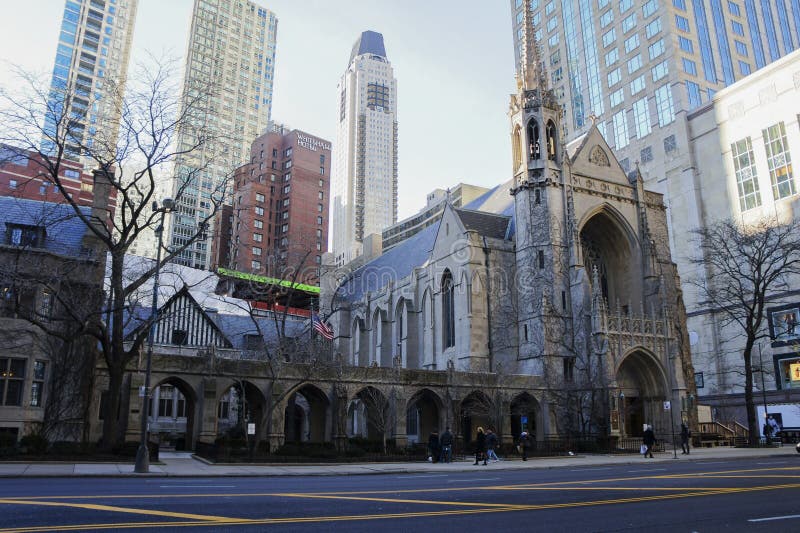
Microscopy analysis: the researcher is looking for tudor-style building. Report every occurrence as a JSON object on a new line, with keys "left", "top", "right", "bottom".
{"left": 322, "top": 5, "right": 697, "bottom": 443}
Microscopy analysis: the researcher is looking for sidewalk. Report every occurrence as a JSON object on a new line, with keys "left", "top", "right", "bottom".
{"left": 0, "top": 445, "right": 796, "bottom": 478}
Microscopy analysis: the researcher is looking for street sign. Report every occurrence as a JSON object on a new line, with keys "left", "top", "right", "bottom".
{"left": 663, "top": 401, "right": 671, "bottom": 411}
{"left": 521, "top": 416, "right": 528, "bottom": 424}
{"left": 247, "top": 423, "right": 256, "bottom": 435}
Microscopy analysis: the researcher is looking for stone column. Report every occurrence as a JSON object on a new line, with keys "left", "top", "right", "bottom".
{"left": 198, "top": 378, "right": 218, "bottom": 445}
{"left": 392, "top": 393, "right": 408, "bottom": 448}
{"left": 125, "top": 373, "right": 145, "bottom": 443}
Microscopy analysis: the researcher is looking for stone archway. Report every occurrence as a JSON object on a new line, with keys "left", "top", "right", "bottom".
{"left": 350, "top": 386, "right": 391, "bottom": 444}
{"left": 406, "top": 388, "right": 443, "bottom": 444}
{"left": 616, "top": 349, "right": 668, "bottom": 437}
{"left": 216, "top": 381, "right": 266, "bottom": 440}
{"left": 579, "top": 207, "right": 642, "bottom": 312}
{"left": 284, "top": 384, "right": 330, "bottom": 443}
{"left": 149, "top": 377, "right": 197, "bottom": 451}
{"left": 510, "top": 392, "right": 540, "bottom": 442}
{"left": 459, "top": 390, "right": 495, "bottom": 446}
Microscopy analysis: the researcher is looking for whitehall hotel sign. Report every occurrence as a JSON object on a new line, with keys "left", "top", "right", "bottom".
{"left": 298, "top": 134, "right": 331, "bottom": 152}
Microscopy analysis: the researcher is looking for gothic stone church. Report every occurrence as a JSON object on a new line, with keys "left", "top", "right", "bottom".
{"left": 322, "top": 37, "right": 696, "bottom": 447}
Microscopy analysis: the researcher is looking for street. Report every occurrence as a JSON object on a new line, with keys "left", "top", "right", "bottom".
{"left": 1, "top": 456, "right": 800, "bottom": 532}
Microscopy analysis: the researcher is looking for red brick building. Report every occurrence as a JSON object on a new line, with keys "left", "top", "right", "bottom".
{"left": 0, "top": 146, "right": 96, "bottom": 206}
{"left": 216, "top": 125, "right": 331, "bottom": 284}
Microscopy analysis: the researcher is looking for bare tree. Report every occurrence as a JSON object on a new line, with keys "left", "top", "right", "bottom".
{"left": 0, "top": 59, "right": 226, "bottom": 449}
{"left": 689, "top": 216, "right": 800, "bottom": 446}
{"left": 356, "top": 384, "right": 395, "bottom": 454}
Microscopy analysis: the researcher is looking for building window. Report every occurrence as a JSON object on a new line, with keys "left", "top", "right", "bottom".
{"left": 30, "top": 361, "right": 45, "bottom": 407}
{"left": 171, "top": 329, "right": 188, "bottom": 346}
{"left": 538, "top": 250, "right": 545, "bottom": 269}
{"left": 317, "top": 203, "right": 323, "bottom": 212}
{"left": 252, "top": 246, "right": 262, "bottom": 256}
{"left": 281, "top": 224, "right": 288, "bottom": 233}
{"left": 441, "top": 270, "right": 455, "bottom": 349}
{"left": 255, "top": 193, "right": 264, "bottom": 203}
{"left": 8, "top": 180, "right": 17, "bottom": 189}
{"left": 664, "top": 134, "right": 677, "bottom": 153}
{"left": 320, "top": 167, "right": 325, "bottom": 175}
{"left": 640, "top": 146, "right": 653, "bottom": 163}
{"left": 253, "top": 233, "right": 262, "bottom": 243}
{"left": 654, "top": 84, "right": 675, "bottom": 126}
{"left": 284, "top": 147, "right": 293, "bottom": 158}
{"left": 563, "top": 357, "right": 575, "bottom": 382}
{"left": 6, "top": 224, "right": 41, "bottom": 247}
{"left": 0, "top": 358, "right": 25, "bottom": 406}
{"left": 763, "top": 122, "right": 795, "bottom": 200}
{"left": 254, "top": 206, "right": 264, "bottom": 216}
{"left": 731, "top": 137, "right": 762, "bottom": 211}
{"left": 254, "top": 220, "right": 263, "bottom": 229}
{"left": 317, "top": 216, "right": 323, "bottom": 225}
{"left": 613, "top": 109, "right": 630, "bottom": 149}
{"left": 251, "top": 260, "right": 261, "bottom": 270}
{"left": 39, "top": 290, "right": 53, "bottom": 320}
{"left": 283, "top": 184, "right": 291, "bottom": 194}
{"left": 633, "top": 97, "right": 651, "bottom": 138}
{"left": 686, "top": 80, "right": 702, "bottom": 109}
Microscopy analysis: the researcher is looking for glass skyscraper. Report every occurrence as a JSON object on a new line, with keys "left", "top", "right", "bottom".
{"left": 46, "top": 0, "right": 139, "bottom": 164}
{"left": 509, "top": 0, "right": 800, "bottom": 160}
{"left": 168, "top": 0, "right": 278, "bottom": 270}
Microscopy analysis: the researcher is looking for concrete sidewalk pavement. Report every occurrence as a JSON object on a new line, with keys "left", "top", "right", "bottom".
{"left": 0, "top": 445, "right": 796, "bottom": 478}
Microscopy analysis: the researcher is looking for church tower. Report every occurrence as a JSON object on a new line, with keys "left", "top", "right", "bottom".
{"left": 509, "top": 3, "right": 570, "bottom": 375}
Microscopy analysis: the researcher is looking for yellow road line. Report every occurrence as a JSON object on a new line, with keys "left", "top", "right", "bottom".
{"left": 2, "top": 482, "right": 798, "bottom": 533}
{"left": 0, "top": 498, "right": 243, "bottom": 523}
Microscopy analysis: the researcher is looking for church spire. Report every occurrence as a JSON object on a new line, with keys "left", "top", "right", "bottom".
{"left": 520, "top": 1, "right": 548, "bottom": 92}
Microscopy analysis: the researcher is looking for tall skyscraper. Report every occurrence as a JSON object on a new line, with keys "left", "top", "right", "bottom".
{"left": 331, "top": 31, "right": 398, "bottom": 266}
{"left": 169, "top": 0, "right": 278, "bottom": 270}
{"left": 46, "top": 0, "right": 139, "bottom": 163}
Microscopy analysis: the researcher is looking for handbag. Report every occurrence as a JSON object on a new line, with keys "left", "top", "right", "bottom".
{"left": 640, "top": 444, "right": 647, "bottom": 454}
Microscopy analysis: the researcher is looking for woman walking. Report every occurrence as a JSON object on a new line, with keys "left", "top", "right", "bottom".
{"left": 473, "top": 427, "right": 487, "bottom": 466}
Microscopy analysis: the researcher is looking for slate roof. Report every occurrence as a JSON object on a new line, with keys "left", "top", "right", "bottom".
{"left": 350, "top": 30, "right": 387, "bottom": 62}
{"left": 454, "top": 208, "right": 511, "bottom": 240}
{"left": 462, "top": 178, "right": 516, "bottom": 238}
{"left": 208, "top": 313, "right": 309, "bottom": 350}
{"left": 336, "top": 222, "right": 437, "bottom": 304}
{"left": 0, "top": 197, "right": 91, "bottom": 257}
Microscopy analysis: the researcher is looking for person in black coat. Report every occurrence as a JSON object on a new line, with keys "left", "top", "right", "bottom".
{"left": 473, "top": 427, "right": 487, "bottom": 465}
{"left": 519, "top": 431, "right": 532, "bottom": 461}
{"left": 680, "top": 423, "right": 691, "bottom": 455}
{"left": 428, "top": 431, "right": 440, "bottom": 463}
{"left": 440, "top": 427, "right": 453, "bottom": 463}
{"left": 642, "top": 424, "right": 656, "bottom": 458}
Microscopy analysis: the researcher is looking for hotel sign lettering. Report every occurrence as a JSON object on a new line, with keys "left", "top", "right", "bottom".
{"left": 297, "top": 134, "right": 331, "bottom": 152}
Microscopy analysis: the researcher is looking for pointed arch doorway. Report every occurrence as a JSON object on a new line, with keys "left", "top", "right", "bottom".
{"left": 616, "top": 349, "right": 668, "bottom": 437}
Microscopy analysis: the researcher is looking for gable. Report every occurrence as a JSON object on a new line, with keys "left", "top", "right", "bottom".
{"left": 568, "top": 124, "right": 631, "bottom": 186}
{"left": 430, "top": 204, "right": 468, "bottom": 263}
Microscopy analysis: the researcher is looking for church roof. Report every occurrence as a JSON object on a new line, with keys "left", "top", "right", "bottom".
{"left": 350, "top": 31, "right": 387, "bottom": 63}
{"left": 336, "top": 223, "right": 437, "bottom": 304}
{"left": 454, "top": 208, "right": 511, "bottom": 239}
{"left": 461, "top": 178, "right": 516, "bottom": 238}
{"left": 0, "top": 197, "right": 92, "bottom": 257}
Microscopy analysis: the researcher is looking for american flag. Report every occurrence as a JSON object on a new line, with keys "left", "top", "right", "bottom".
{"left": 312, "top": 313, "right": 334, "bottom": 340}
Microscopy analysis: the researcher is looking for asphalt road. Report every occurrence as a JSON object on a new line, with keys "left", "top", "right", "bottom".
{"left": 1, "top": 456, "right": 799, "bottom": 532}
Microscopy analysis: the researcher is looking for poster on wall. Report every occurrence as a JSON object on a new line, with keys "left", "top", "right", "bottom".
{"left": 769, "top": 306, "right": 800, "bottom": 345}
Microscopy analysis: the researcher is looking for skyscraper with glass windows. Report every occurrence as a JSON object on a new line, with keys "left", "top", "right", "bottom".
{"left": 46, "top": 0, "right": 139, "bottom": 164}
{"left": 168, "top": 0, "right": 278, "bottom": 270}
{"left": 331, "top": 31, "right": 399, "bottom": 266}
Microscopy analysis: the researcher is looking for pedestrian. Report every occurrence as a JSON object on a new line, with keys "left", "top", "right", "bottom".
{"left": 486, "top": 429, "right": 500, "bottom": 462}
{"left": 440, "top": 427, "right": 453, "bottom": 463}
{"left": 473, "top": 427, "right": 487, "bottom": 466}
{"left": 643, "top": 424, "right": 656, "bottom": 458}
{"left": 428, "top": 430, "right": 440, "bottom": 463}
{"left": 519, "top": 431, "right": 531, "bottom": 461}
{"left": 680, "top": 423, "right": 690, "bottom": 455}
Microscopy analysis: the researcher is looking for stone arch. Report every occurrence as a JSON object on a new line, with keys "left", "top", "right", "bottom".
{"left": 546, "top": 119, "right": 558, "bottom": 161}
{"left": 284, "top": 383, "right": 331, "bottom": 443}
{"left": 396, "top": 297, "right": 420, "bottom": 369}
{"left": 406, "top": 388, "right": 444, "bottom": 444}
{"left": 351, "top": 316, "right": 368, "bottom": 367}
{"left": 370, "top": 307, "right": 392, "bottom": 367}
{"left": 512, "top": 124, "right": 524, "bottom": 170}
{"left": 615, "top": 348, "right": 669, "bottom": 437}
{"left": 149, "top": 376, "right": 198, "bottom": 451}
{"left": 578, "top": 204, "right": 642, "bottom": 312}
{"left": 527, "top": 117, "right": 541, "bottom": 160}
{"left": 216, "top": 380, "right": 267, "bottom": 439}
{"left": 349, "top": 386, "right": 391, "bottom": 442}
{"left": 421, "top": 288, "right": 434, "bottom": 369}
{"left": 509, "top": 392, "right": 541, "bottom": 442}
{"left": 459, "top": 390, "right": 495, "bottom": 446}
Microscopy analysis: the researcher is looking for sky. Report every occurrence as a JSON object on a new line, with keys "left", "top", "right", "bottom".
{"left": 0, "top": 0, "right": 516, "bottom": 220}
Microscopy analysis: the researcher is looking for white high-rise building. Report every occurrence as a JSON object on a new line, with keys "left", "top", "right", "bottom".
{"left": 169, "top": 0, "right": 277, "bottom": 270}
{"left": 46, "top": 0, "right": 139, "bottom": 164}
{"left": 332, "top": 31, "right": 398, "bottom": 266}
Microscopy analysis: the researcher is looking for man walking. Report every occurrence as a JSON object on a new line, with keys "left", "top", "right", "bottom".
{"left": 440, "top": 427, "right": 453, "bottom": 463}
{"left": 680, "top": 423, "right": 691, "bottom": 455}
{"left": 643, "top": 424, "right": 656, "bottom": 458}
{"left": 486, "top": 429, "right": 500, "bottom": 462}
{"left": 519, "top": 431, "right": 531, "bottom": 461}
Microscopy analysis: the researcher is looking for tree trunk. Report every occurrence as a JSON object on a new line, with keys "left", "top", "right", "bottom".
{"left": 743, "top": 338, "right": 758, "bottom": 447}
{"left": 100, "top": 364, "right": 125, "bottom": 450}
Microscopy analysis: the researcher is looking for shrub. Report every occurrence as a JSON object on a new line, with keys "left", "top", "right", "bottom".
{"left": 19, "top": 434, "right": 48, "bottom": 454}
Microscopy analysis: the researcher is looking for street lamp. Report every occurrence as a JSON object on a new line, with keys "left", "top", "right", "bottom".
{"left": 134, "top": 198, "right": 174, "bottom": 474}
{"left": 758, "top": 343, "right": 770, "bottom": 444}
{"left": 619, "top": 391, "right": 625, "bottom": 437}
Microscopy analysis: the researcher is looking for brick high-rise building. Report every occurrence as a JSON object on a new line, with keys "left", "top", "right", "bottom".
{"left": 223, "top": 124, "right": 331, "bottom": 284}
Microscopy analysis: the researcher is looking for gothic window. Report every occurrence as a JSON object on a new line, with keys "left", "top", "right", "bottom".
{"left": 527, "top": 118, "right": 541, "bottom": 160}
{"left": 513, "top": 125, "right": 523, "bottom": 169}
{"left": 441, "top": 270, "right": 455, "bottom": 349}
{"left": 546, "top": 120, "right": 558, "bottom": 161}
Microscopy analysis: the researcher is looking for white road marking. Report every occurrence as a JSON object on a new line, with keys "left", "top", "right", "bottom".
{"left": 627, "top": 468, "right": 667, "bottom": 473}
{"left": 394, "top": 475, "right": 448, "bottom": 479}
{"left": 695, "top": 461, "right": 725, "bottom": 465}
{"left": 158, "top": 485, "right": 237, "bottom": 488}
{"left": 756, "top": 461, "right": 788, "bottom": 465}
{"left": 748, "top": 514, "right": 800, "bottom": 523}
{"left": 449, "top": 478, "right": 499, "bottom": 483}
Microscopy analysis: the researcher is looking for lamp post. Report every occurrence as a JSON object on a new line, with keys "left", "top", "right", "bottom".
{"left": 134, "top": 198, "right": 174, "bottom": 474}
{"left": 619, "top": 391, "right": 625, "bottom": 437}
{"left": 758, "top": 343, "right": 770, "bottom": 443}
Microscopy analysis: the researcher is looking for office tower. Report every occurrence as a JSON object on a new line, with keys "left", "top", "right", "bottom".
{"left": 331, "top": 30, "right": 398, "bottom": 266}
{"left": 46, "top": 0, "right": 139, "bottom": 163}
{"left": 170, "top": 0, "right": 278, "bottom": 270}
{"left": 220, "top": 123, "right": 331, "bottom": 284}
